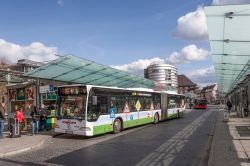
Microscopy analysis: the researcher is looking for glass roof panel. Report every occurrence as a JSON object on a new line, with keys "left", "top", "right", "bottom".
{"left": 205, "top": 4, "right": 250, "bottom": 93}
{"left": 24, "top": 55, "right": 174, "bottom": 91}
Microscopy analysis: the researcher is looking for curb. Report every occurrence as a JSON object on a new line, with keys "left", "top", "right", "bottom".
{"left": 0, "top": 136, "right": 51, "bottom": 158}
{"left": 199, "top": 111, "right": 218, "bottom": 166}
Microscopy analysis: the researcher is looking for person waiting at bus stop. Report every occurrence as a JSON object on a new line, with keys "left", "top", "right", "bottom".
{"left": 39, "top": 107, "right": 47, "bottom": 131}
{"left": 226, "top": 100, "right": 232, "bottom": 114}
{"left": 30, "top": 106, "right": 39, "bottom": 135}
{"left": 16, "top": 107, "right": 24, "bottom": 136}
{"left": 0, "top": 106, "right": 5, "bottom": 139}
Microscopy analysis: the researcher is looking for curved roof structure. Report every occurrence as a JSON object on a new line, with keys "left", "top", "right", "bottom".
{"left": 24, "top": 55, "right": 175, "bottom": 91}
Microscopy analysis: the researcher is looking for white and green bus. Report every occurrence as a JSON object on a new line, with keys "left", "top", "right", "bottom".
{"left": 55, "top": 85, "right": 185, "bottom": 136}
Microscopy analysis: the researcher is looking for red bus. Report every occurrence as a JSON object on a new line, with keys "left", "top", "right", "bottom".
{"left": 194, "top": 99, "right": 207, "bottom": 109}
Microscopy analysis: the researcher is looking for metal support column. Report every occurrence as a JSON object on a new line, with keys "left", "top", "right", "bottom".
{"left": 36, "top": 78, "right": 40, "bottom": 108}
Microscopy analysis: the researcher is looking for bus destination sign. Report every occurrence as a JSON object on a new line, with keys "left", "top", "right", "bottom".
{"left": 58, "top": 86, "right": 87, "bottom": 96}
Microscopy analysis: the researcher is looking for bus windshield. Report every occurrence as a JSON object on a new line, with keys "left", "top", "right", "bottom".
{"left": 57, "top": 86, "right": 87, "bottom": 120}
{"left": 196, "top": 99, "right": 207, "bottom": 105}
{"left": 58, "top": 95, "right": 86, "bottom": 120}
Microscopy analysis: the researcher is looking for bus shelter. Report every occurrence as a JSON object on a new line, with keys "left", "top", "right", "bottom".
{"left": 23, "top": 55, "right": 176, "bottom": 91}
{"left": 205, "top": 4, "right": 250, "bottom": 116}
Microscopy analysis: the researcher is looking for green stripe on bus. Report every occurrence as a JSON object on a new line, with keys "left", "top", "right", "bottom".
{"left": 168, "top": 113, "right": 177, "bottom": 119}
{"left": 124, "top": 117, "right": 154, "bottom": 128}
{"left": 93, "top": 124, "right": 113, "bottom": 135}
{"left": 93, "top": 117, "right": 155, "bottom": 135}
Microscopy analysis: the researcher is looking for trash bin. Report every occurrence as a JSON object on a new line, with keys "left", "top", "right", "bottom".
{"left": 46, "top": 116, "right": 55, "bottom": 130}
{"left": 223, "top": 110, "right": 229, "bottom": 122}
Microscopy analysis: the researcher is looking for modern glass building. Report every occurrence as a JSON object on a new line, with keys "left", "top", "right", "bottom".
{"left": 144, "top": 63, "right": 178, "bottom": 88}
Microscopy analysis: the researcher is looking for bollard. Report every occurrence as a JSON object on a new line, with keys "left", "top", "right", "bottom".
{"left": 223, "top": 109, "right": 229, "bottom": 122}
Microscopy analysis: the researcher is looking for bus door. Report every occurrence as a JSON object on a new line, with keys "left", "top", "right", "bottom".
{"left": 161, "top": 94, "right": 168, "bottom": 120}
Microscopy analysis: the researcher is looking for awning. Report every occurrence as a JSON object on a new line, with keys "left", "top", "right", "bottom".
{"left": 204, "top": 4, "right": 250, "bottom": 93}
{"left": 23, "top": 55, "right": 175, "bottom": 91}
{"left": 185, "top": 92, "right": 197, "bottom": 99}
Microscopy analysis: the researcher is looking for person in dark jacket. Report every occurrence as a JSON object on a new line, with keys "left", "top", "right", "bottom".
{"left": 0, "top": 106, "right": 5, "bottom": 138}
{"left": 39, "top": 107, "right": 47, "bottom": 131}
{"left": 226, "top": 100, "right": 232, "bottom": 113}
{"left": 30, "top": 106, "right": 39, "bottom": 135}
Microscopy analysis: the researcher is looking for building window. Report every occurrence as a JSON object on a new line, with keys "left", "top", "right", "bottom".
{"left": 152, "top": 69, "right": 159, "bottom": 73}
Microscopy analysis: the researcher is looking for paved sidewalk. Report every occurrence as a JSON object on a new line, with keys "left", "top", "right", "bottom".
{"left": 0, "top": 131, "right": 54, "bottom": 158}
{"left": 208, "top": 110, "right": 250, "bottom": 166}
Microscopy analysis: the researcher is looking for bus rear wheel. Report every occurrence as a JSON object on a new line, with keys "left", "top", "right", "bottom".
{"left": 154, "top": 113, "right": 159, "bottom": 124}
{"left": 113, "top": 118, "right": 122, "bottom": 134}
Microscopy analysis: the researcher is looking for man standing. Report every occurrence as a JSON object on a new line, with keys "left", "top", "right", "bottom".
{"left": 0, "top": 106, "right": 5, "bottom": 138}
{"left": 30, "top": 106, "right": 39, "bottom": 135}
{"left": 226, "top": 100, "right": 232, "bottom": 114}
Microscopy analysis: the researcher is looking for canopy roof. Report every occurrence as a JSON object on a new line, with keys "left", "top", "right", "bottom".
{"left": 24, "top": 55, "right": 175, "bottom": 91}
{"left": 184, "top": 92, "right": 197, "bottom": 99}
{"left": 204, "top": 4, "right": 250, "bottom": 93}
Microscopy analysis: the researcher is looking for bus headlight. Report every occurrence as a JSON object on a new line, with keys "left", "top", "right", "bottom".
{"left": 80, "top": 127, "right": 91, "bottom": 131}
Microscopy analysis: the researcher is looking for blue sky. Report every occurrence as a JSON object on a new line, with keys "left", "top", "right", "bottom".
{"left": 0, "top": 0, "right": 249, "bottom": 86}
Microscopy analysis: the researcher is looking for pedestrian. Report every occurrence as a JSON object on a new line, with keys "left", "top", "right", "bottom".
{"left": 226, "top": 100, "right": 232, "bottom": 114}
{"left": 16, "top": 107, "right": 24, "bottom": 136}
{"left": 30, "top": 106, "right": 39, "bottom": 135}
{"left": 39, "top": 107, "right": 47, "bottom": 131}
{"left": 0, "top": 106, "right": 5, "bottom": 139}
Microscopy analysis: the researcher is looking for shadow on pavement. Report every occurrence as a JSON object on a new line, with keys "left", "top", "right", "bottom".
{"left": 0, "top": 158, "right": 44, "bottom": 166}
{"left": 207, "top": 111, "right": 249, "bottom": 166}
{"left": 236, "top": 126, "right": 250, "bottom": 137}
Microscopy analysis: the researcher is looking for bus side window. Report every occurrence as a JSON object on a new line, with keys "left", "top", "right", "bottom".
{"left": 100, "top": 96, "right": 108, "bottom": 115}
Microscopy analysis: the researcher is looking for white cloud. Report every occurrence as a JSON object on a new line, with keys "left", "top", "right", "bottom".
{"left": 175, "top": 1, "right": 250, "bottom": 40}
{"left": 111, "top": 57, "right": 165, "bottom": 76}
{"left": 187, "top": 66, "right": 216, "bottom": 87}
{"left": 212, "top": 0, "right": 250, "bottom": 5}
{"left": 188, "top": 66, "right": 215, "bottom": 77}
{"left": 168, "top": 44, "right": 210, "bottom": 64}
{"left": 0, "top": 39, "right": 59, "bottom": 63}
{"left": 175, "top": 7, "right": 208, "bottom": 40}
{"left": 57, "top": 0, "right": 64, "bottom": 7}
{"left": 112, "top": 44, "right": 210, "bottom": 76}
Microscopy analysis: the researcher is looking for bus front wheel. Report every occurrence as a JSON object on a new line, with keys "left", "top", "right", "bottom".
{"left": 154, "top": 113, "right": 159, "bottom": 124}
{"left": 113, "top": 118, "right": 122, "bottom": 134}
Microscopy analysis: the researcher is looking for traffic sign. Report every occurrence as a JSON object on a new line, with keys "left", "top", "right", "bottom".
{"left": 49, "top": 84, "right": 54, "bottom": 92}
{"left": 109, "top": 107, "right": 116, "bottom": 118}
{"left": 135, "top": 100, "right": 141, "bottom": 111}
{"left": 124, "top": 101, "right": 130, "bottom": 113}
{"left": 150, "top": 101, "right": 154, "bottom": 110}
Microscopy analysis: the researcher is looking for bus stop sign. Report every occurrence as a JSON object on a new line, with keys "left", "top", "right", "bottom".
{"left": 109, "top": 108, "right": 116, "bottom": 118}
{"left": 49, "top": 84, "right": 54, "bottom": 92}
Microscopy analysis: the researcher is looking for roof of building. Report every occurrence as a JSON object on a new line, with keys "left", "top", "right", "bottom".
{"left": 12, "top": 59, "right": 45, "bottom": 66}
{"left": 202, "top": 84, "right": 216, "bottom": 91}
{"left": 178, "top": 75, "right": 196, "bottom": 87}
